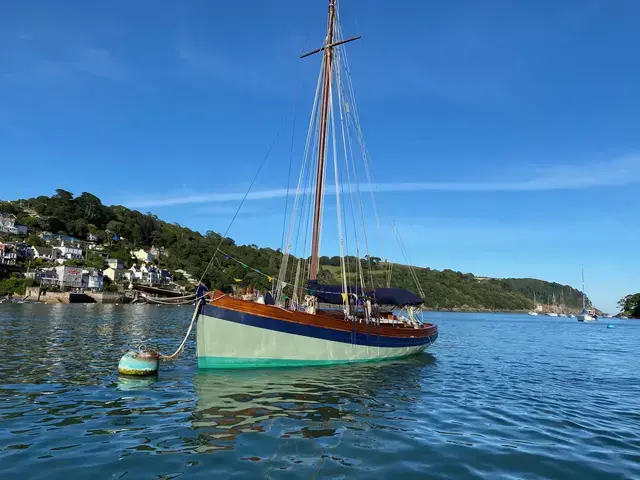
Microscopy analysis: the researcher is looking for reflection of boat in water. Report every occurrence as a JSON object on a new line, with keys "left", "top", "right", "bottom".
{"left": 192, "top": 355, "right": 435, "bottom": 452}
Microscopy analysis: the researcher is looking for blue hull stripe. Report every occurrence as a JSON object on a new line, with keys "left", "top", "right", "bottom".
{"left": 200, "top": 303, "right": 437, "bottom": 348}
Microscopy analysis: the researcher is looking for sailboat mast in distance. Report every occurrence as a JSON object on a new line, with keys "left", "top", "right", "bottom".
{"left": 582, "top": 267, "right": 586, "bottom": 311}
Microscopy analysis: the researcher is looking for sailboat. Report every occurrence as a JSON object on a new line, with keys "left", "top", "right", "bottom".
{"left": 546, "top": 293, "right": 558, "bottom": 317}
{"left": 557, "top": 289, "right": 567, "bottom": 316}
{"left": 527, "top": 292, "right": 538, "bottom": 315}
{"left": 195, "top": 0, "right": 438, "bottom": 369}
{"left": 577, "top": 268, "right": 595, "bottom": 322}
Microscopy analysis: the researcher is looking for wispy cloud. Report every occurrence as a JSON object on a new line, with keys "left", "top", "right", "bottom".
{"left": 1, "top": 32, "right": 129, "bottom": 85}
{"left": 174, "top": 35, "right": 281, "bottom": 92}
{"left": 125, "top": 154, "right": 640, "bottom": 208}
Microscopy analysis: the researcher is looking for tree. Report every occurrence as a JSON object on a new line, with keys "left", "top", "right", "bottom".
{"left": 85, "top": 253, "right": 106, "bottom": 270}
{"left": 106, "top": 220, "right": 123, "bottom": 235}
{"left": 54, "top": 189, "right": 74, "bottom": 201}
{"left": 47, "top": 217, "right": 67, "bottom": 234}
{"left": 618, "top": 294, "right": 640, "bottom": 317}
{"left": 0, "top": 202, "right": 18, "bottom": 214}
{"left": 26, "top": 235, "right": 45, "bottom": 247}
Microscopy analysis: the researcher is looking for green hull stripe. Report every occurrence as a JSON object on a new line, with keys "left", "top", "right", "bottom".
{"left": 197, "top": 351, "right": 425, "bottom": 369}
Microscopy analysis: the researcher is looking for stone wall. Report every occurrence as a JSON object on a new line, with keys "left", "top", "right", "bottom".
{"left": 23, "top": 287, "right": 127, "bottom": 304}
{"left": 85, "top": 292, "right": 126, "bottom": 304}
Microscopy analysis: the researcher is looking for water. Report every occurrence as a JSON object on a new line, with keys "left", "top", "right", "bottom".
{"left": 1, "top": 304, "right": 639, "bottom": 479}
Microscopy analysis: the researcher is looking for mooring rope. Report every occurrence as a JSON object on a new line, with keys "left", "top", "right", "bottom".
{"left": 158, "top": 294, "right": 225, "bottom": 360}
{"left": 158, "top": 299, "right": 201, "bottom": 360}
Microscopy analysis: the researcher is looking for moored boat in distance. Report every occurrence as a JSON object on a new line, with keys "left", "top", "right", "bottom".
{"left": 527, "top": 292, "right": 539, "bottom": 315}
{"left": 195, "top": 0, "right": 437, "bottom": 368}
{"left": 577, "top": 312, "right": 596, "bottom": 322}
{"left": 577, "top": 268, "right": 596, "bottom": 322}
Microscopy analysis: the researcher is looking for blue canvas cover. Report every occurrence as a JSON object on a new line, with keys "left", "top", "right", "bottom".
{"left": 307, "top": 281, "right": 423, "bottom": 307}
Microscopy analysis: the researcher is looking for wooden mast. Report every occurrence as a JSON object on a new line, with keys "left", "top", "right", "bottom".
{"left": 309, "top": 0, "right": 336, "bottom": 281}
{"left": 300, "top": 0, "right": 359, "bottom": 282}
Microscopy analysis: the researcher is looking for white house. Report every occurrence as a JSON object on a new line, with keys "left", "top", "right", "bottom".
{"left": 128, "top": 265, "right": 144, "bottom": 283}
{"left": 31, "top": 246, "right": 57, "bottom": 262}
{"left": 0, "top": 213, "right": 28, "bottom": 236}
{"left": 0, "top": 243, "right": 17, "bottom": 265}
{"left": 56, "top": 241, "right": 83, "bottom": 260}
{"left": 141, "top": 264, "right": 159, "bottom": 285}
{"left": 131, "top": 249, "right": 153, "bottom": 264}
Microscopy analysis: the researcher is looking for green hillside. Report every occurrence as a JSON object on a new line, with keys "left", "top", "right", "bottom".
{"left": 0, "top": 190, "right": 590, "bottom": 311}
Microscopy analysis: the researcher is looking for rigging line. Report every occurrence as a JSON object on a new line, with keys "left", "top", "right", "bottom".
{"left": 280, "top": 29, "right": 314, "bottom": 254}
{"left": 391, "top": 221, "right": 426, "bottom": 299}
{"left": 276, "top": 58, "right": 324, "bottom": 303}
{"left": 197, "top": 110, "right": 290, "bottom": 286}
{"left": 287, "top": 83, "right": 320, "bottom": 302}
{"left": 290, "top": 96, "right": 321, "bottom": 303}
{"left": 329, "top": 77, "right": 349, "bottom": 311}
{"left": 334, "top": 38, "right": 362, "bottom": 293}
{"left": 334, "top": 21, "right": 374, "bottom": 291}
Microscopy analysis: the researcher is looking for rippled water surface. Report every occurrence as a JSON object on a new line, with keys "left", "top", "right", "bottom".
{"left": 1, "top": 303, "right": 639, "bottom": 479}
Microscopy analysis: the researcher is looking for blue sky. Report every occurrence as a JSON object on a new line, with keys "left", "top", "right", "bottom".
{"left": 1, "top": 0, "right": 639, "bottom": 312}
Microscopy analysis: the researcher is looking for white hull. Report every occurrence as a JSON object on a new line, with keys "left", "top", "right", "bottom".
{"left": 528, "top": 312, "right": 538, "bottom": 316}
{"left": 546, "top": 313, "right": 558, "bottom": 317}
{"left": 196, "top": 311, "right": 431, "bottom": 368}
{"left": 577, "top": 314, "right": 595, "bottom": 322}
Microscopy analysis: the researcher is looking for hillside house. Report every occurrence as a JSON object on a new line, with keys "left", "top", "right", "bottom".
{"left": 141, "top": 264, "right": 159, "bottom": 285}
{"left": 131, "top": 249, "right": 153, "bottom": 264}
{"left": 127, "top": 265, "right": 143, "bottom": 283}
{"left": 176, "top": 269, "right": 198, "bottom": 285}
{"left": 42, "top": 233, "right": 77, "bottom": 244}
{"left": 56, "top": 241, "right": 83, "bottom": 260}
{"left": 37, "top": 266, "right": 103, "bottom": 292}
{"left": 107, "top": 258, "right": 124, "bottom": 270}
{"left": 83, "top": 269, "right": 103, "bottom": 291}
{"left": 31, "top": 246, "right": 58, "bottom": 262}
{"left": 159, "top": 269, "right": 172, "bottom": 285}
{"left": 0, "top": 213, "right": 28, "bottom": 236}
{"left": 104, "top": 267, "right": 126, "bottom": 283}
{"left": 0, "top": 243, "right": 17, "bottom": 265}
